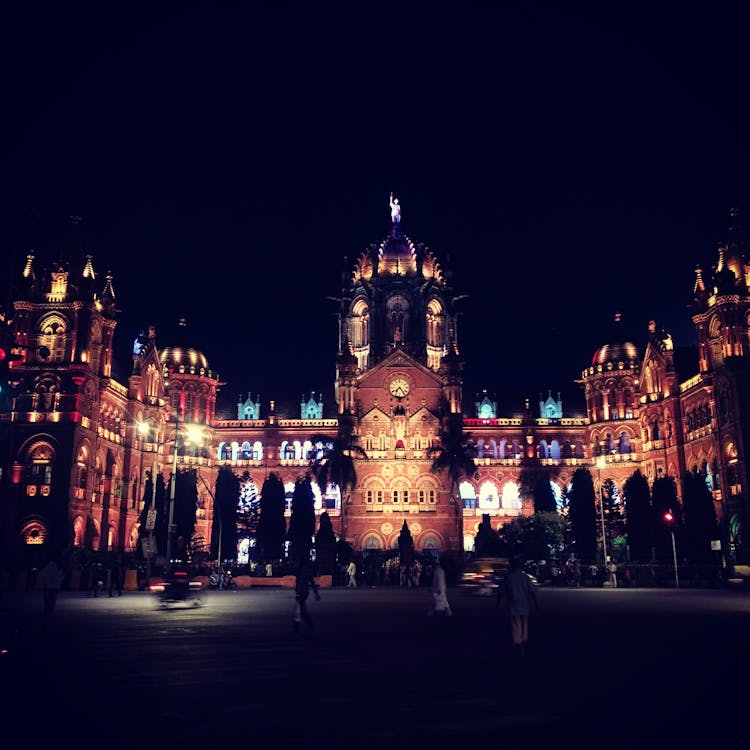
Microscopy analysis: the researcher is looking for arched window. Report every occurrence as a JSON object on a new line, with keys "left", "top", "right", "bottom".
{"left": 550, "top": 440, "right": 561, "bottom": 459}
{"left": 618, "top": 432, "right": 631, "bottom": 454}
{"left": 421, "top": 534, "right": 441, "bottom": 560}
{"left": 362, "top": 535, "right": 382, "bottom": 550}
{"left": 501, "top": 481, "right": 522, "bottom": 510}
{"left": 25, "top": 441, "right": 54, "bottom": 489}
{"left": 652, "top": 421, "right": 661, "bottom": 441}
{"left": 253, "top": 441, "right": 263, "bottom": 460}
{"left": 478, "top": 480, "right": 500, "bottom": 510}
{"left": 240, "top": 441, "right": 252, "bottom": 460}
{"left": 605, "top": 433, "right": 615, "bottom": 454}
{"left": 39, "top": 314, "right": 68, "bottom": 364}
{"left": 73, "top": 516, "right": 85, "bottom": 547}
{"left": 284, "top": 481, "right": 295, "bottom": 511}
{"left": 20, "top": 520, "right": 47, "bottom": 545}
{"left": 459, "top": 480, "right": 476, "bottom": 509}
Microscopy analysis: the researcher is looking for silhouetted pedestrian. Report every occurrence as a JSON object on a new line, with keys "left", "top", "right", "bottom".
{"left": 109, "top": 558, "right": 124, "bottom": 597}
{"left": 497, "top": 555, "right": 538, "bottom": 658}
{"left": 293, "top": 560, "right": 321, "bottom": 633}
{"left": 89, "top": 561, "right": 104, "bottom": 597}
{"left": 40, "top": 555, "right": 64, "bottom": 627}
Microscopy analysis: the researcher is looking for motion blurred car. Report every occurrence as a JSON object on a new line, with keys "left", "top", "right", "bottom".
{"left": 459, "top": 558, "right": 510, "bottom": 595}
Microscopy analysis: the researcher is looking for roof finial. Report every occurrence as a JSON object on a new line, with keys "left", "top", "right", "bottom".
{"left": 693, "top": 264, "right": 705, "bottom": 293}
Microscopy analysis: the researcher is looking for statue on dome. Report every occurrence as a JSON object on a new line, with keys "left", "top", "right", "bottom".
{"left": 389, "top": 192, "right": 401, "bottom": 223}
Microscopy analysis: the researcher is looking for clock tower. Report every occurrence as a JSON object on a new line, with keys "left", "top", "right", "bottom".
{"left": 332, "top": 197, "right": 466, "bottom": 555}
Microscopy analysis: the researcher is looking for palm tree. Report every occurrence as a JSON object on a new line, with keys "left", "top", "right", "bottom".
{"left": 309, "top": 413, "right": 368, "bottom": 543}
{"left": 428, "top": 411, "right": 477, "bottom": 560}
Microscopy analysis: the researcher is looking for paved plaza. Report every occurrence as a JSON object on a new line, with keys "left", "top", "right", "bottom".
{"left": 2, "top": 584, "right": 748, "bottom": 749}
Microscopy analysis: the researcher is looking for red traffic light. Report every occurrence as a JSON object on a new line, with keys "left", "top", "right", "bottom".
{"left": 0, "top": 348, "right": 6, "bottom": 362}
{"left": 663, "top": 510, "right": 674, "bottom": 523}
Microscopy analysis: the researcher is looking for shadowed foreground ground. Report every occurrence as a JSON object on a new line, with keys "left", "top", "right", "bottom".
{"left": 2, "top": 585, "right": 747, "bottom": 749}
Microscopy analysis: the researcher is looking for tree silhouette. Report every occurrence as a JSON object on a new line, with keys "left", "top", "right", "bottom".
{"left": 397, "top": 520, "right": 415, "bottom": 568}
{"left": 682, "top": 470, "right": 719, "bottom": 563}
{"left": 474, "top": 513, "right": 507, "bottom": 558}
{"left": 651, "top": 474, "right": 680, "bottom": 561}
{"left": 603, "top": 478, "right": 626, "bottom": 561}
{"left": 211, "top": 466, "right": 240, "bottom": 564}
{"left": 309, "top": 413, "right": 368, "bottom": 542}
{"left": 624, "top": 470, "right": 652, "bottom": 562}
{"left": 567, "top": 468, "right": 597, "bottom": 562}
{"left": 314, "top": 511, "right": 337, "bottom": 575}
{"left": 429, "top": 411, "right": 477, "bottom": 558}
{"left": 520, "top": 468, "right": 557, "bottom": 513}
{"left": 288, "top": 476, "right": 316, "bottom": 565}
{"left": 235, "top": 471, "right": 259, "bottom": 559}
{"left": 499, "top": 512, "right": 566, "bottom": 571}
{"left": 256, "top": 472, "right": 287, "bottom": 562}
{"left": 172, "top": 468, "right": 198, "bottom": 562}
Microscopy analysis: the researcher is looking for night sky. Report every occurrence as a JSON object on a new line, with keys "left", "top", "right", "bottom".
{"left": 4, "top": 3, "right": 750, "bottom": 418}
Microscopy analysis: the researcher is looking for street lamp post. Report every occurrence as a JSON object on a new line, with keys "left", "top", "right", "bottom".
{"left": 165, "top": 422, "right": 204, "bottom": 577}
{"left": 596, "top": 456, "right": 608, "bottom": 566}
{"left": 135, "top": 421, "right": 155, "bottom": 584}
{"left": 664, "top": 510, "right": 680, "bottom": 588}
{"left": 165, "top": 433, "right": 179, "bottom": 577}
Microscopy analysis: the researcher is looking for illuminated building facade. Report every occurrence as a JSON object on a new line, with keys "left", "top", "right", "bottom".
{"left": 0, "top": 206, "right": 748, "bottom": 567}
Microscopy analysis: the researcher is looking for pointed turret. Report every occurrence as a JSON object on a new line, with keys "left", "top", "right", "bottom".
{"left": 99, "top": 271, "right": 117, "bottom": 317}
{"left": 82, "top": 254, "right": 96, "bottom": 281}
{"left": 725, "top": 206, "right": 747, "bottom": 289}
{"left": 21, "top": 252, "right": 36, "bottom": 281}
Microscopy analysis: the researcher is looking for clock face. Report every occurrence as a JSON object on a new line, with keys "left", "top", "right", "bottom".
{"left": 389, "top": 377, "right": 410, "bottom": 398}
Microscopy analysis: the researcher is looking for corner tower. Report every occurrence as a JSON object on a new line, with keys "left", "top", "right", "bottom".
{"left": 692, "top": 207, "right": 750, "bottom": 538}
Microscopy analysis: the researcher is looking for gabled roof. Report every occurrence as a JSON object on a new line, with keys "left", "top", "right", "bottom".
{"left": 356, "top": 346, "right": 443, "bottom": 387}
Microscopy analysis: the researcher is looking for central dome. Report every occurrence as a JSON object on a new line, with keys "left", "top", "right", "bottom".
{"left": 591, "top": 340, "right": 639, "bottom": 367}
{"left": 159, "top": 346, "right": 217, "bottom": 379}
{"left": 378, "top": 233, "right": 418, "bottom": 276}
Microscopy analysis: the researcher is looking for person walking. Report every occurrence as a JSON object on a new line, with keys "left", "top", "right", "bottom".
{"left": 412, "top": 559, "right": 422, "bottom": 588}
{"left": 40, "top": 555, "right": 65, "bottom": 628}
{"left": 89, "top": 560, "right": 104, "bottom": 597}
{"left": 108, "top": 558, "right": 124, "bottom": 597}
{"left": 497, "top": 555, "right": 538, "bottom": 658}
{"left": 607, "top": 560, "right": 618, "bottom": 588}
{"left": 346, "top": 560, "right": 357, "bottom": 587}
{"left": 427, "top": 554, "right": 452, "bottom": 617}
{"left": 292, "top": 560, "right": 321, "bottom": 633}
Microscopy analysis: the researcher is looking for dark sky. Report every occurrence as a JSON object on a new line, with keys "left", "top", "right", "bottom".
{"left": 3, "top": 2, "right": 750, "bottom": 418}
